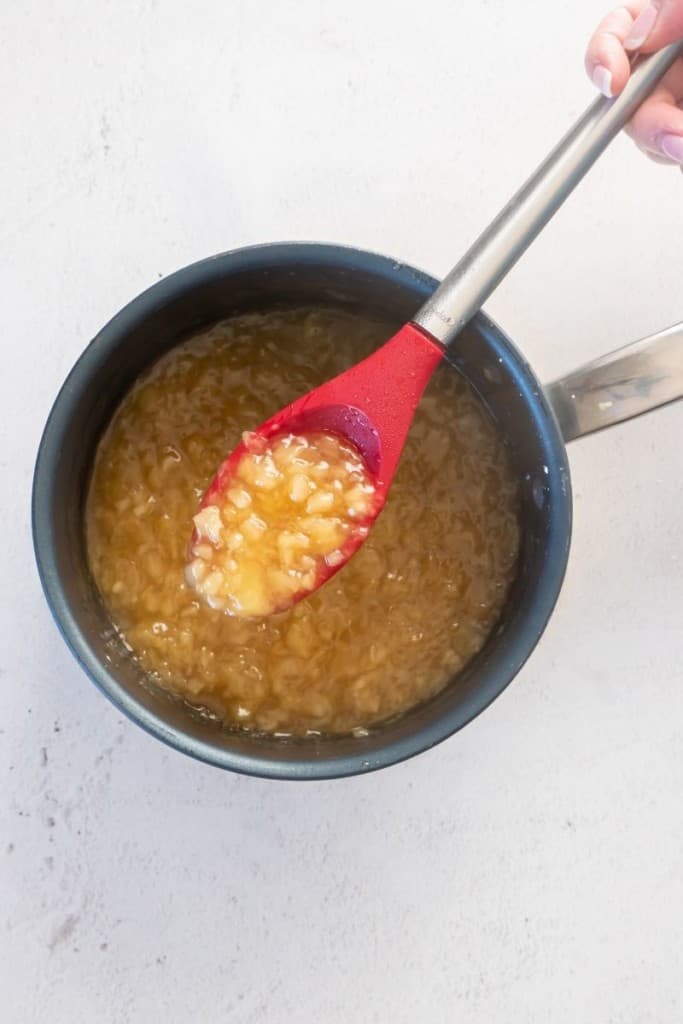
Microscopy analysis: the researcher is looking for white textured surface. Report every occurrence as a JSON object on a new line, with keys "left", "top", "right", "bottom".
{"left": 2, "top": 1, "right": 683, "bottom": 1020}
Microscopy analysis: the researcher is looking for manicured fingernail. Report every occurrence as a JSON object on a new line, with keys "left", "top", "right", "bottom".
{"left": 592, "top": 64, "right": 613, "bottom": 97}
{"left": 624, "top": 3, "right": 659, "bottom": 50}
{"left": 660, "top": 133, "right": 683, "bottom": 162}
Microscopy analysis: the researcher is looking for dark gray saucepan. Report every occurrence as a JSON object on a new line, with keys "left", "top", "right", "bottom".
{"left": 31, "top": 243, "right": 683, "bottom": 779}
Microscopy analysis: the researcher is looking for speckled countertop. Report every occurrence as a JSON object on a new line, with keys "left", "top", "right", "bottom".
{"left": 2, "top": 1, "right": 682, "bottom": 1020}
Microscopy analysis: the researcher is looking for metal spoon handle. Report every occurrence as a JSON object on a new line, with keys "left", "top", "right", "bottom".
{"left": 414, "top": 42, "right": 683, "bottom": 346}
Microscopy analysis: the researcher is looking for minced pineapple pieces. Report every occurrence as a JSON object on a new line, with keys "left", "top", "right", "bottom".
{"left": 187, "top": 431, "right": 375, "bottom": 617}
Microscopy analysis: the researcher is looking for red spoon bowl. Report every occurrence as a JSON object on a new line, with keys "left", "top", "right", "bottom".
{"left": 194, "top": 322, "right": 444, "bottom": 610}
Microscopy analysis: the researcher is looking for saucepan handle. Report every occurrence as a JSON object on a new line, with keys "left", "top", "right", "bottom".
{"left": 545, "top": 321, "right": 683, "bottom": 442}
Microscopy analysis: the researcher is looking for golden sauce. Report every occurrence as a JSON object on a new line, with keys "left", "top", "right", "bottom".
{"left": 86, "top": 308, "right": 520, "bottom": 736}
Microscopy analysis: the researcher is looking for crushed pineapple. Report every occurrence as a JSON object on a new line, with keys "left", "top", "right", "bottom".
{"left": 187, "top": 431, "right": 376, "bottom": 617}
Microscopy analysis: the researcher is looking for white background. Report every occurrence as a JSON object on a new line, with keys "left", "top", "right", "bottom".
{"left": 2, "top": 1, "right": 683, "bottom": 1021}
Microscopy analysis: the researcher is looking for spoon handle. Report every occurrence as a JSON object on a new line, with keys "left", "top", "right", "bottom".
{"left": 414, "top": 42, "right": 683, "bottom": 347}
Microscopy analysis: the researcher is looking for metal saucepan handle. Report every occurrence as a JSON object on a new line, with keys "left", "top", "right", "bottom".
{"left": 545, "top": 321, "right": 683, "bottom": 442}
{"left": 414, "top": 42, "right": 683, "bottom": 344}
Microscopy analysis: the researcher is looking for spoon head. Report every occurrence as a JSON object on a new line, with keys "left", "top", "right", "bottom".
{"left": 192, "top": 423, "right": 381, "bottom": 617}
{"left": 192, "top": 323, "right": 443, "bottom": 615}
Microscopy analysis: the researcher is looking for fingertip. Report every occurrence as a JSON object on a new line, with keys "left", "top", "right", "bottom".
{"left": 623, "top": 3, "right": 659, "bottom": 50}
{"left": 585, "top": 39, "right": 631, "bottom": 96}
{"left": 591, "top": 64, "right": 614, "bottom": 97}
{"left": 633, "top": 2, "right": 683, "bottom": 53}
{"left": 660, "top": 132, "right": 683, "bottom": 162}
{"left": 629, "top": 95, "right": 683, "bottom": 160}
{"left": 586, "top": 4, "right": 645, "bottom": 94}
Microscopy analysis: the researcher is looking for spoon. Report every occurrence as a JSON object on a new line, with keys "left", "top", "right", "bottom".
{"left": 198, "top": 43, "right": 683, "bottom": 610}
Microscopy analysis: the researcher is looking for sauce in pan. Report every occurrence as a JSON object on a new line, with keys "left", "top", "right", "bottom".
{"left": 87, "top": 308, "right": 520, "bottom": 736}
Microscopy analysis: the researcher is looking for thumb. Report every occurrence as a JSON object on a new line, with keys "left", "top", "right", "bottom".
{"left": 625, "top": 0, "right": 683, "bottom": 52}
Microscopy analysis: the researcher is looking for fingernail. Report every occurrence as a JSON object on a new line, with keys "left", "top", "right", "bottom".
{"left": 592, "top": 64, "right": 613, "bottom": 98}
{"left": 660, "top": 133, "right": 683, "bottom": 162}
{"left": 624, "top": 3, "right": 659, "bottom": 50}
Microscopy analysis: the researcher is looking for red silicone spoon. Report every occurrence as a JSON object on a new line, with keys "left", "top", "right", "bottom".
{"left": 199, "top": 45, "right": 682, "bottom": 608}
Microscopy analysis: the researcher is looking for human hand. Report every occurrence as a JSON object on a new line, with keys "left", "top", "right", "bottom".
{"left": 585, "top": 1, "right": 683, "bottom": 164}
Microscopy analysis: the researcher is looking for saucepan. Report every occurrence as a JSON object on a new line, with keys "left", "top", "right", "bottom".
{"left": 31, "top": 240, "right": 682, "bottom": 779}
{"left": 32, "top": 53, "right": 683, "bottom": 779}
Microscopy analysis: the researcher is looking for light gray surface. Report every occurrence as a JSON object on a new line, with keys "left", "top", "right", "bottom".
{"left": 2, "top": 1, "right": 682, "bottom": 1021}
{"left": 415, "top": 41, "right": 683, "bottom": 343}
